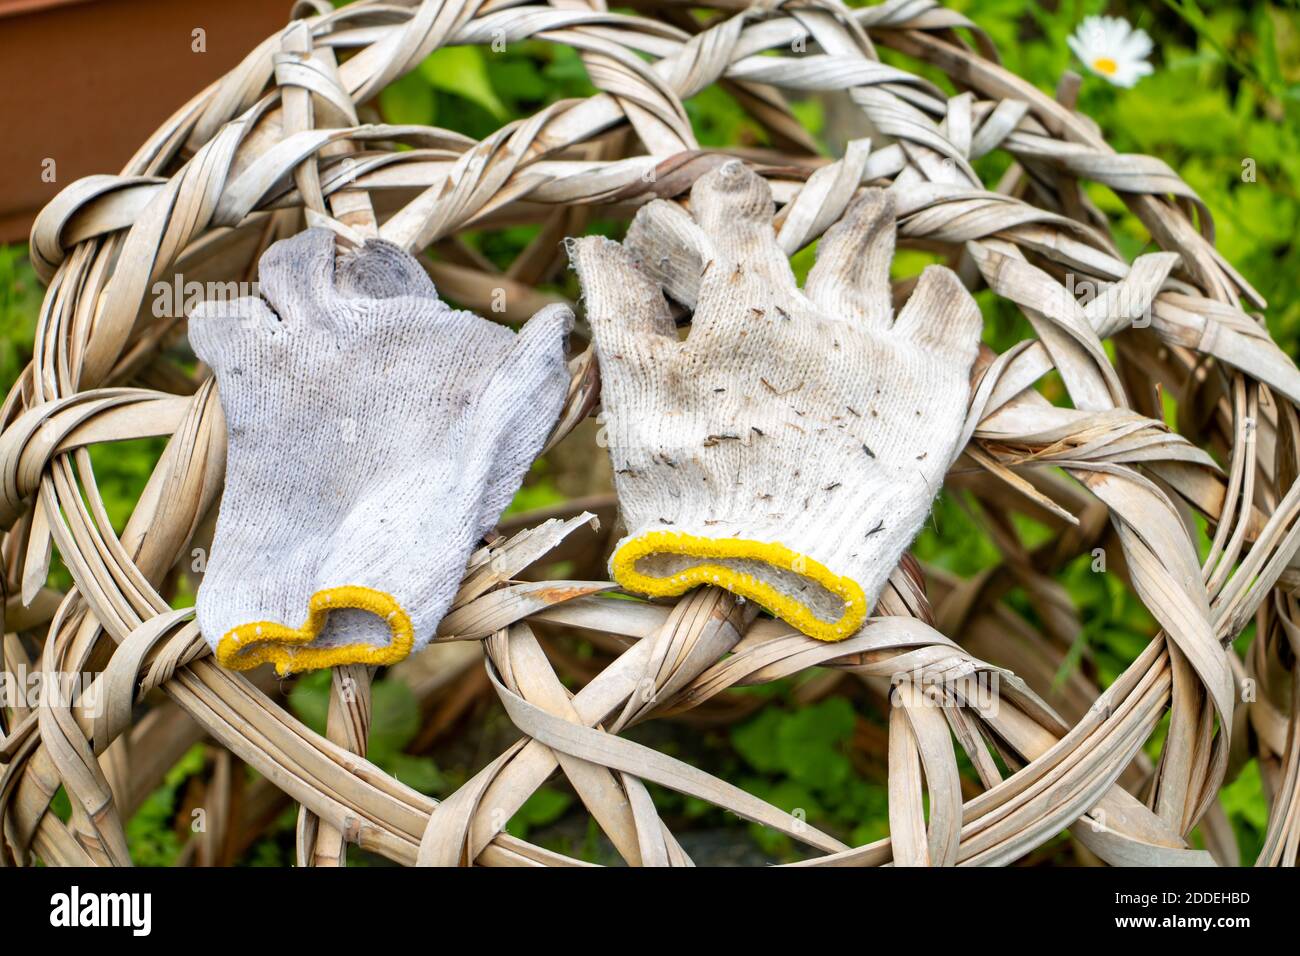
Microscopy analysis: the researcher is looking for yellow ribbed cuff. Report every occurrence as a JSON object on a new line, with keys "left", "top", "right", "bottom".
{"left": 215, "top": 585, "right": 415, "bottom": 676}
{"left": 610, "top": 531, "right": 867, "bottom": 641}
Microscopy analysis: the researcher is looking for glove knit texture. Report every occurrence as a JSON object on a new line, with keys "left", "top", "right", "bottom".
{"left": 190, "top": 228, "right": 571, "bottom": 674}
{"left": 568, "top": 162, "right": 981, "bottom": 641}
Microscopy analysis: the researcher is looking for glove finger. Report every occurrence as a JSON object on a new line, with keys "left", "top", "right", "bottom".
{"left": 503, "top": 302, "right": 573, "bottom": 391}
{"left": 567, "top": 235, "right": 675, "bottom": 365}
{"left": 187, "top": 295, "right": 281, "bottom": 373}
{"left": 625, "top": 199, "right": 713, "bottom": 309}
{"left": 688, "top": 160, "right": 794, "bottom": 288}
{"left": 803, "top": 188, "right": 896, "bottom": 330}
{"left": 891, "top": 265, "right": 983, "bottom": 368}
{"left": 335, "top": 238, "right": 437, "bottom": 300}
{"left": 255, "top": 227, "right": 340, "bottom": 329}
{"left": 474, "top": 305, "right": 573, "bottom": 521}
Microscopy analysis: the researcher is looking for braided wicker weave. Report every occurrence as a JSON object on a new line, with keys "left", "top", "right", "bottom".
{"left": 2, "top": 0, "right": 1299, "bottom": 867}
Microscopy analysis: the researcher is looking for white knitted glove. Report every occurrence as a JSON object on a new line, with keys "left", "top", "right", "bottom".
{"left": 568, "top": 161, "right": 980, "bottom": 641}
{"left": 190, "top": 229, "right": 571, "bottom": 674}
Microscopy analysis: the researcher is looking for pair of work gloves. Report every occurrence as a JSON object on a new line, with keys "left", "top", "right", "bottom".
{"left": 192, "top": 162, "right": 980, "bottom": 674}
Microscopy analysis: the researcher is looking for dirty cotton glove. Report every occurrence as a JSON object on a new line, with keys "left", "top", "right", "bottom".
{"left": 190, "top": 228, "right": 571, "bottom": 674}
{"left": 567, "top": 161, "right": 980, "bottom": 641}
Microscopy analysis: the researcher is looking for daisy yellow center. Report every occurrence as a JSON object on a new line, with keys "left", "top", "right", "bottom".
{"left": 1091, "top": 56, "right": 1119, "bottom": 76}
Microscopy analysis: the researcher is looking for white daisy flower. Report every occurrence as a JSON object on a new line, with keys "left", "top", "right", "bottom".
{"left": 1067, "top": 15, "right": 1154, "bottom": 88}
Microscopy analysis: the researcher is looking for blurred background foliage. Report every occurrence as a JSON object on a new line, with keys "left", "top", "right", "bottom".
{"left": 7, "top": 0, "right": 1298, "bottom": 865}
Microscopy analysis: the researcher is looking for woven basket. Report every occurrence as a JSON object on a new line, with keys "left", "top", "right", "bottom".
{"left": 3, "top": 0, "right": 1299, "bottom": 867}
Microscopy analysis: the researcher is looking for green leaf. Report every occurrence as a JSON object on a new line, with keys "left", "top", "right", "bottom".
{"left": 287, "top": 669, "right": 332, "bottom": 736}
{"left": 379, "top": 71, "right": 436, "bottom": 126}
{"left": 290, "top": 674, "right": 420, "bottom": 767}
{"left": 765, "top": 779, "right": 824, "bottom": 821}
{"left": 779, "top": 697, "right": 856, "bottom": 748}
{"left": 488, "top": 58, "right": 549, "bottom": 106}
{"left": 776, "top": 698, "right": 856, "bottom": 788}
{"left": 367, "top": 678, "right": 421, "bottom": 765}
{"left": 1220, "top": 759, "right": 1268, "bottom": 831}
{"left": 731, "top": 708, "right": 785, "bottom": 773}
{"left": 126, "top": 744, "right": 206, "bottom": 867}
{"left": 419, "top": 46, "right": 506, "bottom": 119}
{"left": 543, "top": 46, "right": 597, "bottom": 96}
{"left": 505, "top": 459, "right": 566, "bottom": 516}
{"left": 0, "top": 245, "right": 40, "bottom": 395}
{"left": 390, "top": 754, "right": 445, "bottom": 795}
{"left": 732, "top": 699, "right": 857, "bottom": 790}
{"left": 506, "top": 786, "right": 572, "bottom": 837}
